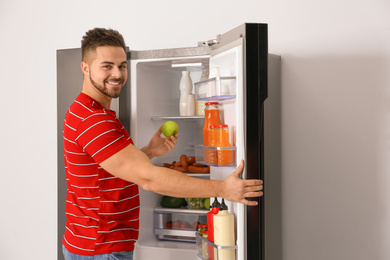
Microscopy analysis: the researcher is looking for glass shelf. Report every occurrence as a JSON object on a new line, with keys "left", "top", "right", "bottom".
{"left": 151, "top": 115, "right": 204, "bottom": 120}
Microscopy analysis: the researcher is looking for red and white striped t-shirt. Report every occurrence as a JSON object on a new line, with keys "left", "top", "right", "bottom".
{"left": 62, "top": 92, "right": 140, "bottom": 255}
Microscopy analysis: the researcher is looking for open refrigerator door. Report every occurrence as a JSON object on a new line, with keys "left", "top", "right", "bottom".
{"left": 124, "top": 24, "right": 267, "bottom": 260}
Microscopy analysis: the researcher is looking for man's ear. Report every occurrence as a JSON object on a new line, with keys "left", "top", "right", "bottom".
{"left": 81, "top": 61, "right": 89, "bottom": 76}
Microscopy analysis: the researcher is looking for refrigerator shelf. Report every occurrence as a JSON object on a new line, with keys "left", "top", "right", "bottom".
{"left": 196, "top": 232, "right": 237, "bottom": 260}
{"left": 154, "top": 207, "right": 209, "bottom": 214}
{"left": 195, "top": 76, "right": 236, "bottom": 101}
{"left": 151, "top": 115, "right": 204, "bottom": 121}
{"left": 195, "top": 144, "right": 237, "bottom": 166}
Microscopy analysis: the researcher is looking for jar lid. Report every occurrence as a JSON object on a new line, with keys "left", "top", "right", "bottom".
{"left": 198, "top": 224, "right": 208, "bottom": 228}
{"left": 210, "top": 124, "right": 228, "bottom": 128}
{"left": 205, "top": 102, "right": 219, "bottom": 106}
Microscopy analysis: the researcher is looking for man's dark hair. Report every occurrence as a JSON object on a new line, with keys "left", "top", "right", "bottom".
{"left": 81, "top": 28, "right": 126, "bottom": 62}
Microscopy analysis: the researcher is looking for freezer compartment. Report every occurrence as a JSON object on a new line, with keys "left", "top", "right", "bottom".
{"left": 196, "top": 232, "right": 237, "bottom": 260}
{"left": 154, "top": 207, "right": 207, "bottom": 243}
{"left": 195, "top": 77, "right": 236, "bottom": 101}
{"left": 195, "top": 145, "right": 237, "bottom": 166}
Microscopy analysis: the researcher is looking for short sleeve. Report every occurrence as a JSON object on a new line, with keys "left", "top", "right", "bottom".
{"left": 75, "top": 113, "right": 131, "bottom": 164}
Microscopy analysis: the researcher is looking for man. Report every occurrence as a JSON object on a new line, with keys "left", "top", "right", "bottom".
{"left": 62, "top": 28, "right": 263, "bottom": 260}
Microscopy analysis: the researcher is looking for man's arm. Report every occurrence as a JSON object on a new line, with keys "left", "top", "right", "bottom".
{"left": 100, "top": 144, "right": 263, "bottom": 206}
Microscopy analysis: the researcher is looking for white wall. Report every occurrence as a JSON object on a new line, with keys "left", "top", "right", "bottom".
{"left": 1, "top": 0, "right": 389, "bottom": 259}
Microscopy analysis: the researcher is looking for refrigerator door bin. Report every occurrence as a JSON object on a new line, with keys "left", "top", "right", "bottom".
{"left": 196, "top": 232, "right": 237, "bottom": 260}
{"left": 194, "top": 76, "right": 236, "bottom": 101}
{"left": 154, "top": 207, "right": 207, "bottom": 243}
{"left": 195, "top": 144, "right": 237, "bottom": 166}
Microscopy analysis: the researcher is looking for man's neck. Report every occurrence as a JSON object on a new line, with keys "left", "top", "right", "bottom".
{"left": 81, "top": 86, "right": 112, "bottom": 110}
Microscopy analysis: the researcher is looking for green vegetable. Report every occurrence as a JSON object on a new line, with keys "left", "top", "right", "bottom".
{"left": 160, "top": 196, "right": 187, "bottom": 208}
{"left": 187, "top": 198, "right": 206, "bottom": 209}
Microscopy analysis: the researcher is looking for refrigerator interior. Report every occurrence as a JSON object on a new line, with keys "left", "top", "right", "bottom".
{"left": 130, "top": 45, "right": 245, "bottom": 260}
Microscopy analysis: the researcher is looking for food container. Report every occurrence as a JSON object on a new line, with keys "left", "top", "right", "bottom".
{"left": 154, "top": 207, "right": 207, "bottom": 242}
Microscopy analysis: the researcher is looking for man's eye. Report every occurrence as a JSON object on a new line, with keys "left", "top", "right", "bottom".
{"left": 120, "top": 65, "right": 127, "bottom": 69}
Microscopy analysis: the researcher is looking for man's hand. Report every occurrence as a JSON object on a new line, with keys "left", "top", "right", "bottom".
{"left": 141, "top": 124, "right": 178, "bottom": 159}
{"left": 221, "top": 160, "right": 263, "bottom": 206}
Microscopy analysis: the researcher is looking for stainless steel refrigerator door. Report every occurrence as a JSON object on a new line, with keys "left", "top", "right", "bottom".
{"left": 57, "top": 48, "right": 83, "bottom": 260}
{"left": 56, "top": 48, "right": 122, "bottom": 260}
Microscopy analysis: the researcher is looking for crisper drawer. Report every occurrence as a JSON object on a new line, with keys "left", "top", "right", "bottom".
{"left": 154, "top": 207, "right": 207, "bottom": 243}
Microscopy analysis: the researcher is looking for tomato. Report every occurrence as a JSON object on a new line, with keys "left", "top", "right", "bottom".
{"left": 172, "top": 221, "right": 181, "bottom": 229}
{"left": 180, "top": 221, "right": 191, "bottom": 230}
{"left": 165, "top": 221, "right": 172, "bottom": 229}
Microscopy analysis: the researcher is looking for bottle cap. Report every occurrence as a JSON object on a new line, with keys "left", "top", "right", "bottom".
{"left": 210, "top": 124, "right": 228, "bottom": 128}
{"left": 205, "top": 102, "right": 219, "bottom": 106}
{"left": 219, "top": 198, "right": 228, "bottom": 211}
{"left": 212, "top": 197, "right": 221, "bottom": 208}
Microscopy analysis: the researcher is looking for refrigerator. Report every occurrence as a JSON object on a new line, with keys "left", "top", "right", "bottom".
{"left": 57, "top": 23, "right": 282, "bottom": 260}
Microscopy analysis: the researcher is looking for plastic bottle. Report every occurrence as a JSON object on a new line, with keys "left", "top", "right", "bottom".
{"left": 213, "top": 199, "right": 235, "bottom": 260}
{"left": 207, "top": 197, "right": 220, "bottom": 260}
{"left": 187, "top": 93, "right": 195, "bottom": 116}
{"left": 179, "top": 71, "right": 193, "bottom": 116}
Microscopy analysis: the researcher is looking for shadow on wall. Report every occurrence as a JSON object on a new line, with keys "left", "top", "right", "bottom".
{"left": 264, "top": 54, "right": 283, "bottom": 260}
{"left": 278, "top": 54, "right": 388, "bottom": 260}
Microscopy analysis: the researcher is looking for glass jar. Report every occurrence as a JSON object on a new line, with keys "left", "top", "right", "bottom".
{"left": 213, "top": 125, "right": 232, "bottom": 165}
{"left": 202, "top": 102, "right": 221, "bottom": 146}
{"left": 203, "top": 102, "right": 221, "bottom": 163}
{"left": 198, "top": 224, "right": 208, "bottom": 235}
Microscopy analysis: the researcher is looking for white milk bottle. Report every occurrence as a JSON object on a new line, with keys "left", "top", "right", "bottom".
{"left": 196, "top": 68, "right": 209, "bottom": 116}
{"left": 179, "top": 71, "right": 193, "bottom": 116}
{"left": 213, "top": 198, "right": 235, "bottom": 260}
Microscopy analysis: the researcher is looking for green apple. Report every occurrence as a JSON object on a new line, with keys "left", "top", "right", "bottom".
{"left": 162, "top": 121, "right": 179, "bottom": 137}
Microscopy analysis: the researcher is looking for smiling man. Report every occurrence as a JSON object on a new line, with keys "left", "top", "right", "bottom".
{"left": 61, "top": 28, "right": 263, "bottom": 260}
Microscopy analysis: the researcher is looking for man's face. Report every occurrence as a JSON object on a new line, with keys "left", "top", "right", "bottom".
{"left": 85, "top": 46, "right": 128, "bottom": 98}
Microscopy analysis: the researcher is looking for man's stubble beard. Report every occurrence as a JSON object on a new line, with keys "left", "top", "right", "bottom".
{"left": 89, "top": 74, "right": 123, "bottom": 99}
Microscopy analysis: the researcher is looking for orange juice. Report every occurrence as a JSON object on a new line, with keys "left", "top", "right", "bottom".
{"left": 203, "top": 102, "right": 221, "bottom": 163}
{"left": 213, "top": 125, "right": 232, "bottom": 165}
